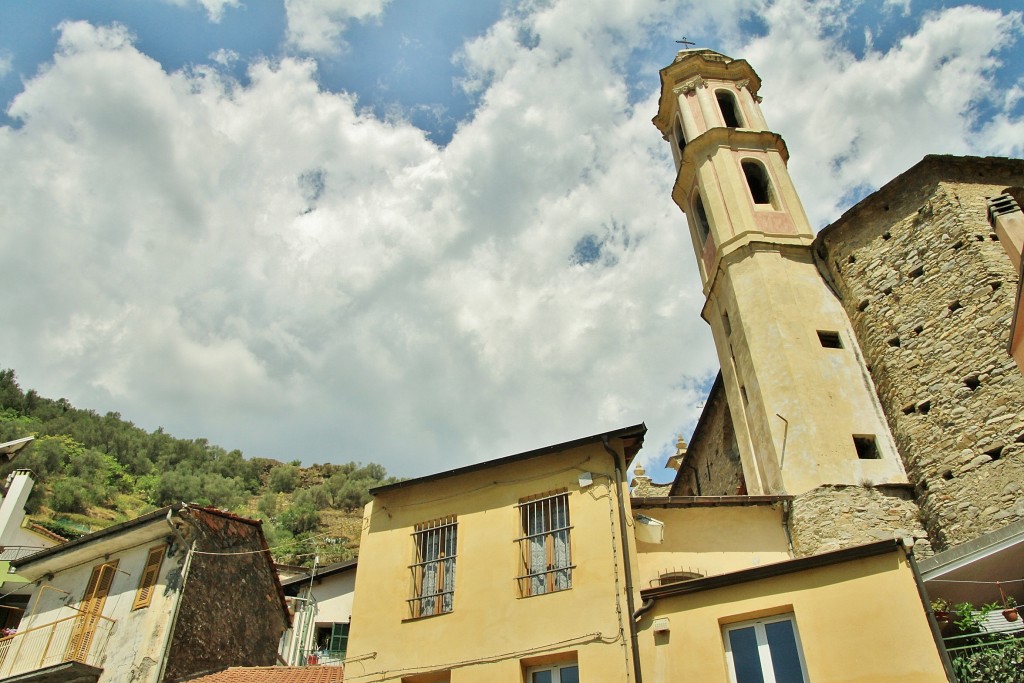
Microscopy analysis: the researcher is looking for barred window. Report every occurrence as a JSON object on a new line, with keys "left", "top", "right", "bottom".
{"left": 517, "top": 490, "right": 573, "bottom": 597}
{"left": 408, "top": 516, "right": 457, "bottom": 618}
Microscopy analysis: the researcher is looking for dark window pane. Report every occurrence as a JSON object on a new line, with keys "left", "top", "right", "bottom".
{"left": 532, "top": 671, "right": 553, "bottom": 683}
{"left": 729, "top": 626, "right": 766, "bottom": 683}
{"left": 559, "top": 665, "right": 579, "bottom": 683}
{"left": 765, "top": 620, "right": 805, "bottom": 683}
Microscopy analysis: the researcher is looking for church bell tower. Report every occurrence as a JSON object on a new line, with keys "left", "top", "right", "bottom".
{"left": 653, "top": 50, "right": 907, "bottom": 496}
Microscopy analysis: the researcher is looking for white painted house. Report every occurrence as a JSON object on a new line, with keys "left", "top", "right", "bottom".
{"left": 278, "top": 559, "right": 356, "bottom": 666}
{"left": 0, "top": 504, "right": 290, "bottom": 683}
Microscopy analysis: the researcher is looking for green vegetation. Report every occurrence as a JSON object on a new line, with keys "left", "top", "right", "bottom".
{"left": 0, "top": 369, "right": 397, "bottom": 566}
{"left": 945, "top": 602, "right": 1024, "bottom": 683}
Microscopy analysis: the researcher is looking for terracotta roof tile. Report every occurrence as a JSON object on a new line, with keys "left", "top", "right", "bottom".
{"left": 186, "top": 666, "right": 344, "bottom": 683}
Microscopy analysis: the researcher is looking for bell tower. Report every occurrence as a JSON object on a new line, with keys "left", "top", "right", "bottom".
{"left": 654, "top": 50, "right": 907, "bottom": 496}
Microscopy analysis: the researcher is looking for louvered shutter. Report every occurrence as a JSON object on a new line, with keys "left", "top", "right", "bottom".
{"left": 132, "top": 546, "right": 166, "bottom": 610}
{"left": 66, "top": 560, "right": 118, "bottom": 663}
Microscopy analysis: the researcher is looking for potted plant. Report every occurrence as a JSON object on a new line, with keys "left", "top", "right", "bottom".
{"left": 1002, "top": 596, "right": 1018, "bottom": 622}
{"left": 931, "top": 598, "right": 951, "bottom": 626}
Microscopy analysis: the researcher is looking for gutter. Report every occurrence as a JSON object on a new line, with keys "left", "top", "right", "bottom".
{"left": 602, "top": 436, "right": 643, "bottom": 683}
{"left": 903, "top": 542, "right": 957, "bottom": 682}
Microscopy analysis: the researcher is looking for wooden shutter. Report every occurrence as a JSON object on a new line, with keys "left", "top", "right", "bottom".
{"left": 132, "top": 546, "right": 166, "bottom": 610}
{"left": 65, "top": 560, "right": 118, "bottom": 663}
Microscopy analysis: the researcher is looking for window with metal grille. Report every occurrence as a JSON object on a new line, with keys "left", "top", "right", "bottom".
{"left": 516, "top": 490, "right": 573, "bottom": 597}
{"left": 132, "top": 545, "right": 166, "bottom": 610}
{"left": 408, "top": 516, "right": 457, "bottom": 618}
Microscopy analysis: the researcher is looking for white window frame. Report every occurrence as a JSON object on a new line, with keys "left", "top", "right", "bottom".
{"left": 525, "top": 662, "right": 579, "bottom": 683}
{"left": 722, "top": 614, "right": 809, "bottom": 683}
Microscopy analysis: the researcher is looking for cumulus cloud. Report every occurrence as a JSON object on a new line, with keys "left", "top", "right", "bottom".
{"left": 738, "top": 1, "right": 1024, "bottom": 225}
{"left": 0, "top": 11, "right": 714, "bottom": 479}
{"left": 2, "top": 1, "right": 1022, "bottom": 484}
{"left": 285, "top": 0, "right": 391, "bottom": 55}
{"left": 0, "top": 51, "right": 12, "bottom": 79}
{"left": 162, "top": 0, "right": 241, "bottom": 23}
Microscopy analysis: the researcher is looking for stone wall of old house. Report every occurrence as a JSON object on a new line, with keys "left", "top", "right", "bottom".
{"left": 815, "top": 156, "right": 1024, "bottom": 553}
{"left": 161, "top": 508, "right": 289, "bottom": 683}
{"left": 789, "top": 485, "right": 932, "bottom": 558}
{"left": 671, "top": 376, "right": 744, "bottom": 496}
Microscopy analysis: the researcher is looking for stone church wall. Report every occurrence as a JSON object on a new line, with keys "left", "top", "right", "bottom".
{"left": 671, "top": 375, "right": 744, "bottom": 496}
{"left": 814, "top": 156, "right": 1024, "bottom": 552}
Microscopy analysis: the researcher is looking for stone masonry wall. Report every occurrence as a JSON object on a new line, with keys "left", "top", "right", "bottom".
{"left": 789, "top": 485, "right": 932, "bottom": 558}
{"left": 161, "top": 508, "right": 289, "bottom": 683}
{"left": 672, "top": 376, "right": 744, "bottom": 496}
{"left": 815, "top": 156, "right": 1024, "bottom": 552}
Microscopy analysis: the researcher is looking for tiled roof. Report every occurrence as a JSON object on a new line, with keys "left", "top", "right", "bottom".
{"left": 186, "top": 666, "right": 344, "bottom": 683}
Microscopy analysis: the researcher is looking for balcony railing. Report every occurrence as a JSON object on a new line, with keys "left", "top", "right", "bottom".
{"left": 0, "top": 613, "right": 115, "bottom": 677}
{"left": 942, "top": 619, "right": 1024, "bottom": 683}
{"left": 0, "top": 546, "right": 49, "bottom": 562}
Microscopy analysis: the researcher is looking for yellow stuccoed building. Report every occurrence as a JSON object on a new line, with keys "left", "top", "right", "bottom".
{"left": 343, "top": 423, "right": 948, "bottom": 682}
{"left": 344, "top": 425, "right": 647, "bottom": 683}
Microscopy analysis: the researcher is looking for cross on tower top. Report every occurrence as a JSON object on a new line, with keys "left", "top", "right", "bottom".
{"left": 675, "top": 37, "right": 695, "bottom": 49}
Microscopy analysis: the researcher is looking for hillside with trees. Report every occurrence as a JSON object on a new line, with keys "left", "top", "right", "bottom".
{"left": 0, "top": 369, "right": 397, "bottom": 566}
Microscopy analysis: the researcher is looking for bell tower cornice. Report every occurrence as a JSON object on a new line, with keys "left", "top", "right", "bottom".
{"left": 671, "top": 129, "right": 789, "bottom": 208}
{"left": 653, "top": 53, "right": 762, "bottom": 135}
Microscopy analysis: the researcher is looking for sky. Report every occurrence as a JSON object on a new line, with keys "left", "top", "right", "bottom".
{"left": 1, "top": 0, "right": 1022, "bottom": 483}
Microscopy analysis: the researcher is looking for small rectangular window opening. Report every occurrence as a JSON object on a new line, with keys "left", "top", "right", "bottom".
{"left": 740, "top": 386, "right": 749, "bottom": 406}
{"left": 817, "top": 331, "right": 842, "bottom": 348}
{"left": 853, "top": 435, "right": 880, "bottom": 460}
{"left": 722, "top": 312, "right": 732, "bottom": 336}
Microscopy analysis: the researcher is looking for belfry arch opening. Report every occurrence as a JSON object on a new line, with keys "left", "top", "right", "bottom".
{"left": 741, "top": 160, "right": 775, "bottom": 207}
{"left": 673, "top": 116, "right": 686, "bottom": 163}
{"left": 716, "top": 89, "right": 744, "bottom": 128}
{"left": 692, "top": 191, "right": 712, "bottom": 245}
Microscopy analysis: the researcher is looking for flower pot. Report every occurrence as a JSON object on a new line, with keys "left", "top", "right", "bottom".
{"left": 1003, "top": 608, "right": 1018, "bottom": 622}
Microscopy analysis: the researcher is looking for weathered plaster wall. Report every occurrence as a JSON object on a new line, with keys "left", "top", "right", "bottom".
{"left": 161, "top": 510, "right": 288, "bottom": 683}
{"left": 10, "top": 529, "right": 182, "bottom": 683}
{"left": 815, "top": 156, "right": 1024, "bottom": 552}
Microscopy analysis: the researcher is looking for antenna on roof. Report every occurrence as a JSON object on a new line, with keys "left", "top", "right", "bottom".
{"left": 675, "top": 37, "right": 696, "bottom": 49}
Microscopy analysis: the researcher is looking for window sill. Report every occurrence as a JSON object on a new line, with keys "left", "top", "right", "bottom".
{"left": 402, "top": 610, "right": 453, "bottom": 623}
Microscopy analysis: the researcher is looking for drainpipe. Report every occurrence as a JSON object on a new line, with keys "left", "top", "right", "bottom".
{"left": 602, "top": 437, "right": 643, "bottom": 683}
{"left": 632, "top": 598, "right": 655, "bottom": 622}
{"left": 902, "top": 541, "right": 956, "bottom": 682}
{"left": 781, "top": 499, "right": 796, "bottom": 559}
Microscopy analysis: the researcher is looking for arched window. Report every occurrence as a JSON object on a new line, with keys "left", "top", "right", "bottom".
{"left": 673, "top": 116, "right": 686, "bottom": 157}
{"left": 716, "top": 89, "right": 744, "bottom": 128}
{"left": 742, "top": 160, "right": 775, "bottom": 206}
{"left": 692, "top": 192, "right": 712, "bottom": 244}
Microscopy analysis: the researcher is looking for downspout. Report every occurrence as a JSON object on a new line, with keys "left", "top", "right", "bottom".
{"left": 632, "top": 597, "right": 655, "bottom": 622}
{"left": 602, "top": 437, "right": 643, "bottom": 683}
{"left": 902, "top": 541, "right": 956, "bottom": 682}
{"left": 781, "top": 499, "right": 796, "bottom": 559}
{"left": 156, "top": 508, "right": 197, "bottom": 683}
